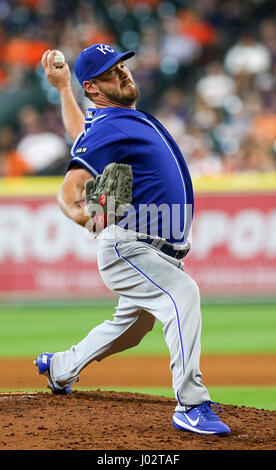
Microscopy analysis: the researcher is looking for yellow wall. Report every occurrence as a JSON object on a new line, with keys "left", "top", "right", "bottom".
{"left": 0, "top": 172, "right": 276, "bottom": 197}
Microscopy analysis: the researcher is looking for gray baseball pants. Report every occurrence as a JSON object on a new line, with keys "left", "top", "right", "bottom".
{"left": 50, "top": 226, "right": 211, "bottom": 411}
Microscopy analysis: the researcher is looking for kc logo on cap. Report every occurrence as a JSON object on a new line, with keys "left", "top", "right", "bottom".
{"left": 96, "top": 44, "right": 115, "bottom": 55}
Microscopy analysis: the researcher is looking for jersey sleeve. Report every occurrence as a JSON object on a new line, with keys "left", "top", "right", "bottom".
{"left": 67, "top": 122, "right": 129, "bottom": 176}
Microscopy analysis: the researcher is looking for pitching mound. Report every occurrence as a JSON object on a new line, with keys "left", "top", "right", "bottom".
{"left": 0, "top": 390, "right": 275, "bottom": 450}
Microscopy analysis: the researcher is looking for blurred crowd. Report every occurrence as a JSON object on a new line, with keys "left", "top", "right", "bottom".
{"left": 0, "top": 0, "right": 275, "bottom": 177}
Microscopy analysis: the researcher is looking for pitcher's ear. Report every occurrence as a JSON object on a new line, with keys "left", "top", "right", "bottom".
{"left": 83, "top": 80, "right": 98, "bottom": 96}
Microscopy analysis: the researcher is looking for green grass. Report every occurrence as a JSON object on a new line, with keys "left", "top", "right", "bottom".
{"left": 0, "top": 301, "right": 275, "bottom": 357}
{"left": 200, "top": 302, "right": 276, "bottom": 354}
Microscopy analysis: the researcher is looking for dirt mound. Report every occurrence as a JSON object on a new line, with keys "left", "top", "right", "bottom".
{"left": 0, "top": 390, "right": 275, "bottom": 450}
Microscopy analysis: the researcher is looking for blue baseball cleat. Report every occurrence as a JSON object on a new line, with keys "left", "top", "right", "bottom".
{"left": 172, "top": 401, "right": 230, "bottom": 435}
{"left": 34, "top": 352, "right": 71, "bottom": 395}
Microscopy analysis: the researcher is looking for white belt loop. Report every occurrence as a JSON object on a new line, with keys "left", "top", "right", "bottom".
{"left": 155, "top": 238, "right": 165, "bottom": 250}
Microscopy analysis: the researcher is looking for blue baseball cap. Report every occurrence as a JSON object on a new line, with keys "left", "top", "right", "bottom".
{"left": 74, "top": 43, "right": 136, "bottom": 87}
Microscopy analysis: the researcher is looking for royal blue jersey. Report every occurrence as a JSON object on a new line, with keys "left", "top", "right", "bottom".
{"left": 68, "top": 107, "right": 194, "bottom": 244}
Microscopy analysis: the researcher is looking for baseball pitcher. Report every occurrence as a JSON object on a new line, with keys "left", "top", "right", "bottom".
{"left": 34, "top": 44, "right": 230, "bottom": 435}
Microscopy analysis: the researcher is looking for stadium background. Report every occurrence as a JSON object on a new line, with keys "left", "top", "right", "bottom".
{"left": 0, "top": 0, "right": 275, "bottom": 411}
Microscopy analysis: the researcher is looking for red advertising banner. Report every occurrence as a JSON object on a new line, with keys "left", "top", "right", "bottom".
{"left": 0, "top": 196, "right": 110, "bottom": 299}
{"left": 185, "top": 192, "right": 276, "bottom": 297}
{"left": 0, "top": 190, "right": 275, "bottom": 298}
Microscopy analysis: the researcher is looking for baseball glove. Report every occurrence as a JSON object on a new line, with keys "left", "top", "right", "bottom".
{"left": 85, "top": 162, "right": 133, "bottom": 233}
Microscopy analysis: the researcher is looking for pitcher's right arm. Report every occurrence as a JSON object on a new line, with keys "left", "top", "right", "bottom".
{"left": 41, "top": 49, "right": 85, "bottom": 142}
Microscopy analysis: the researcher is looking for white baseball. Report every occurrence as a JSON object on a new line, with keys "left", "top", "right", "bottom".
{"left": 53, "top": 50, "right": 65, "bottom": 68}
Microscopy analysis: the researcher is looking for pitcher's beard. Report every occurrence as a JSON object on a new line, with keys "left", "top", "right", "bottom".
{"left": 98, "top": 82, "right": 139, "bottom": 106}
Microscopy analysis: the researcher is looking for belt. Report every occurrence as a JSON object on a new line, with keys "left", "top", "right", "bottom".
{"left": 137, "top": 234, "right": 190, "bottom": 259}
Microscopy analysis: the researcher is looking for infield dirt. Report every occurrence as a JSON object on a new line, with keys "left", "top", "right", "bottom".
{"left": 0, "top": 354, "right": 275, "bottom": 450}
{"left": 0, "top": 390, "right": 275, "bottom": 451}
